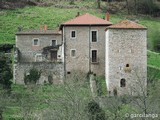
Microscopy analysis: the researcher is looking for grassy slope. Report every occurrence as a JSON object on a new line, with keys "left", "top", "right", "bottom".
{"left": 0, "top": 5, "right": 160, "bottom": 44}
{"left": 0, "top": 6, "right": 159, "bottom": 70}
{"left": 148, "top": 50, "right": 160, "bottom": 68}
{"left": 0, "top": 5, "right": 159, "bottom": 70}
{"left": 147, "top": 50, "right": 160, "bottom": 79}
{"left": 0, "top": 3, "right": 160, "bottom": 119}
{"left": 2, "top": 83, "right": 91, "bottom": 119}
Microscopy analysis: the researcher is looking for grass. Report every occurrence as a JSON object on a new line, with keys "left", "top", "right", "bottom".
{"left": 0, "top": 3, "right": 160, "bottom": 118}
{"left": 147, "top": 50, "right": 160, "bottom": 80}
{"left": 148, "top": 66, "right": 160, "bottom": 80}
{"left": 147, "top": 50, "right": 160, "bottom": 68}
{"left": 0, "top": 5, "right": 159, "bottom": 45}
{"left": 1, "top": 83, "right": 92, "bottom": 119}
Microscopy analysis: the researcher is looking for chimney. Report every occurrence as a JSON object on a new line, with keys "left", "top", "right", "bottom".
{"left": 44, "top": 24, "right": 47, "bottom": 31}
{"left": 40, "top": 24, "right": 42, "bottom": 30}
{"left": 76, "top": 12, "right": 80, "bottom": 17}
{"left": 106, "top": 12, "right": 110, "bottom": 21}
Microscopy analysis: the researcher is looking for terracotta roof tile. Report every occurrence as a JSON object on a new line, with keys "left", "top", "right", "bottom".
{"left": 61, "top": 13, "right": 112, "bottom": 26}
{"left": 107, "top": 20, "right": 147, "bottom": 29}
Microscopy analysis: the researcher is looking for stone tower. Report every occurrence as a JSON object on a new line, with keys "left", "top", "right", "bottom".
{"left": 105, "top": 20, "right": 147, "bottom": 96}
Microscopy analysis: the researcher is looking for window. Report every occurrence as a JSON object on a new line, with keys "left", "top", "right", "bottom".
{"left": 50, "top": 50, "right": 57, "bottom": 61}
{"left": 67, "top": 71, "right": 71, "bottom": 74}
{"left": 91, "top": 50, "right": 97, "bottom": 63}
{"left": 124, "top": 64, "right": 131, "bottom": 73}
{"left": 126, "top": 64, "right": 129, "bottom": 67}
{"left": 35, "top": 54, "right": 42, "bottom": 62}
{"left": 51, "top": 40, "right": 57, "bottom": 46}
{"left": 33, "top": 38, "right": 39, "bottom": 46}
{"left": 71, "top": 49, "right": 76, "bottom": 57}
{"left": 71, "top": 31, "right": 76, "bottom": 38}
{"left": 91, "top": 31, "right": 98, "bottom": 42}
{"left": 120, "top": 78, "right": 126, "bottom": 87}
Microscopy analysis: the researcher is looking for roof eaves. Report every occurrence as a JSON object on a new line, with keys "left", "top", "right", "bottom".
{"left": 16, "top": 32, "right": 62, "bottom": 35}
{"left": 105, "top": 27, "right": 147, "bottom": 31}
{"left": 60, "top": 23, "right": 112, "bottom": 30}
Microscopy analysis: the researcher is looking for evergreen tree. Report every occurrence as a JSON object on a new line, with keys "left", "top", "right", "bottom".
{"left": 0, "top": 53, "right": 12, "bottom": 89}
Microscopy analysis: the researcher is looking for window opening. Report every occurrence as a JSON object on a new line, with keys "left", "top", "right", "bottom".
{"left": 33, "top": 39, "right": 39, "bottom": 46}
{"left": 92, "top": 50, "right": 97, "bottom": 63}
{"left": 71, "top": 31, "right": 76, "bottom": 38}
{"left": 91, "top": 31, "right": 97, "bottom": 42}
{"left": 71, "top": 50, "right": 76, "bottom": 57}
{"left": 51, "top": 40, "right": 56, "bottom": 46}
{"left": 120, "top": 78, "right": 126, "bottom": 87}
{"left": 126, "top": 64, "right": 129, "bottom": 67}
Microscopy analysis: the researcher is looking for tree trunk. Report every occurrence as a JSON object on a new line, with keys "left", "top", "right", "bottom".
{"left": 97, "top": 0, "right": 101, "bottom": 9}
{"left": 125, "top": 0, "right": 130, "bottom": 14}
{"left": 134, "top": 0, "right": 138, "bottom": 15}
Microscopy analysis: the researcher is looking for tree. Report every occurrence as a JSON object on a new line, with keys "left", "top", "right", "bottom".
{"left": 125, "top": 0, "right": 130, "bottom": 14}
{"left": 97, "top": 0, "right": 101, "bottom": 9}
{"left": 69, "top": 0, "right": 75, "bottom": 5}
{"left": 87, "top": 100, "right": 105, "bottom": 120}
{"left": 24, "top": 68, "right": 41, "bottom": 84}
{"left": 153, "top": 30, "right": 160, "bottom": 52}
{"left": 0, "top": 53, "right": 12, "bottom": 89}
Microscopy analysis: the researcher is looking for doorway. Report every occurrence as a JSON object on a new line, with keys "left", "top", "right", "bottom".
{"left": 50, "top": 50, "right": 57, "bottom": 61}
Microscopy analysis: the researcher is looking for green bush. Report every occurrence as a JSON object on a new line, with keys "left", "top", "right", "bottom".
{"left": 0, "top": 53, "right": 12, "bottom": 89}
{"left": 137, "top": 0, "right": 160, "bottom": 16}
{"left": 152, "top": 31, "right": 160, "bottom": 52}
{"left": 87, "top": 100, "right": 105, "bottom": 120}
{"left": 48, "top": 75, "right": 53, "bottom": 84}
{"left": 24, "top": 68, "right": 41, "bottom": 84}
{"left": 96, "top": 76, "right": 107, "bottom": 96}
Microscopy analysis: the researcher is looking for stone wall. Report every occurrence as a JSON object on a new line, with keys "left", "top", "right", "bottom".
{"left": 16, "top": 34, "right": 62, "bottom": 62}
{"left": 105, "top": 29, "right": 147, "bottom": 96}
{"left": 14, "top": 62, "right": 64, "bottom": 84}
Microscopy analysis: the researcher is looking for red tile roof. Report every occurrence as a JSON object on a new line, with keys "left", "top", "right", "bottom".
{"left": 107, "top": 20, "right": 147, "bottom": 29}
{"left": 61, "top": 13, "right": 112, "bottom": 26}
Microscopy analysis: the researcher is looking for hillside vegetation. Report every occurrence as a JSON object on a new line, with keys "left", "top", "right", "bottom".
{"left": 0, "top": 1, "right": 160, "bottom": 120}
{"left": 0, "top": 1, "right": 160, "bottom": 75}
{"left": 0, "top": 5, "right": 160, "bottom": 46}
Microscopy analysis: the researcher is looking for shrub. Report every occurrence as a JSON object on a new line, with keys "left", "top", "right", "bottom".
{"left": 0, "top": 53, "right": 12, "bottom": 89}
{"left": 137, "top": 0, "right": 160, "bottom": 16}
{"left": 153, "top": 31, "right": 160, "bottom": 52}
{"left": 24, "top": 68, "right": 41, "bottom": 84}
{"left": 87, "top": 100, "right": 105, "bottom": 120}
{"left": 48, "top": 75, "right": 53, "bottom": 84}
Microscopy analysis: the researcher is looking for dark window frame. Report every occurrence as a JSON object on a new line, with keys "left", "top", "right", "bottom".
{"left": 91, "top": 30, "right": 98, "bottom": 42}
{"left": 71, "top": 30, "right": 76, "bottom": 38}
{"left": 120, "top": 78, "right": 126, "bottom": 87}
{"left": 51, "top": 40, "right": 57, "bottom": 46}
{"left": 126, "top": 64, "right": 129, "bottom": 67}
{"left": 71, "top": 49, "right": 76, "bottom": 57}
{"left": 91, "top": 50, "right": 98, "bottom": 63}
{"left": 33, "top": 38, "right": 39, "bottom": 46}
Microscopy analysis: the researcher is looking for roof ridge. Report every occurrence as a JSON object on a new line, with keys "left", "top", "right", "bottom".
{"left": 107, "top": 19, "right": 147, "bottom": 29}
{"left": 60, "top": 13, "right": 112, "bottom": 28}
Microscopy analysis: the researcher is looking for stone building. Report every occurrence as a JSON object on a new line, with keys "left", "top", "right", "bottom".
{"left": 105, "top": 20, "right": 147, "bottom": 96}
{"left": 14, "top": 13, "right": 147, "bottom": 96}
{"left": 14, "top": 29, "right": 64, "bottom": 84}
{"left": 60, "top": 13, "right": 112, "bottom": 76}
